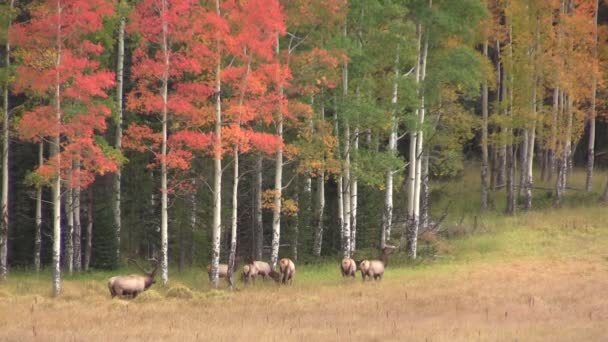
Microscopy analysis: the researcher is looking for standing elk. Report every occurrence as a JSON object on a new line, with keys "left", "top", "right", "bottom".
{"left": 359, "top": 246, "right": 396, "bottom": 281}
{"left": 340, "top": 257, "right": 357, "bottom": 278}
{"left": 266, "top": 258, "right": 295, "bottom": 285}
{"left": 279, "top": 258, "right": 295, "bottom": 285}
{"left": 206, "top": 257, "right": 241, "bottom": 284}
{"left": 108, "top": 259, "right": 158, "bottom": 299}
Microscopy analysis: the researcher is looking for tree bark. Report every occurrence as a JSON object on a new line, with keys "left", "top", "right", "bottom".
{"left": 113, "top": 15, "right": 125, "bottom": 263}
{"left": 382, "top": 46, "right": 399, "bottom": 248}
{"left": 480, "top": 40, "right": 489, "bottom": 211}
{"left": 65, "top": 179, "right": 74, "bottom": 275}
{"left": 312, "top": 171, "right": 324, "bottom": 257}
{"left": 210, "top": 0, "right": 223, "bottom": 287}
{"left": 586, "top": 0, "right": 599, "bottom": 192}
{"left": 73, "top": 160, "right": 81, "bottom": 271}
{"left": 0, "top": 0, "right": 14, "bottom": 281}
{"left": 254, "top": 156, "right": 263, "bottom": 260}
{"left": 190, "top": 179, "right": 197, "bottom": 265}
{"left": 160, "top": 0, "right": 169, "bottom": 285}
{"left": 549, "top": 88, "right": 559, "bottom": 182}
{"left": 52, "top": 1, "right": 63, "bottom": 295}
{"left": 227, "top": 147, "right": 238, "bottom": 289}
{"left": 84, "top": 187, "right": 93, "bottom": 271}
{"left": 34, "top": 143, "right": 43, "bottom": 272}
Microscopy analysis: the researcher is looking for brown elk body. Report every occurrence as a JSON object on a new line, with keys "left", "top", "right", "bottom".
{"left": 242, "top": 260, "right": 272, "bottom": 284}
{"left": 207, "top": 258, "right": 241, "bottom": 283}
{"left": 108, "top": 259, "right": 158, "bottom": 299}
{"left": 359, "top": 247, "right": 395, "bottom": 281}
{"left": 340, "top": 257, "right": 357, "bottom": 278}
{"left": 279, "top": 258, "right": 295, "bottom": 285}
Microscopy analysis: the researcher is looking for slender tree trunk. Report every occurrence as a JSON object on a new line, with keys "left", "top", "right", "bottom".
{"left": 113, "top": 15, "right": 125, "bottom": 263}
{"left": 52, "top": 2, "right": 63, "bottom": 295}
{"left": 227, "top": 147, "right": 239, "bottom": 289}
{"left": 210, "top": 0, "right": 223, "bottom": 287}
{"left": 334, "top": 98, "right": 343, "bottom": 251}
{"left": 73, "top": 160, "right": 81, "bottom": 271}
{"left": 586, "top": 0, "right": 599, "bottom": 192}
{"left": 160, "top": 0, "right": 169, "bottom": 285}
{"left": 313, "top": 171, "right": 324, "bottom": 257}
{"left": 0, "top": 0, "right": 14, "bottom": 281}
{"left": 34, "top": 143, "right": 43, "bottom": 272}
{"left": 505, "top": 27, "right": 515, "bottom": 215}
{"left": 524, "top": 81, "right": 537, "bottom": 210}
{"left": 602, "top": 177, "right": 608, "bottom": 202}
{"left": 65, "top": 181, "right": 74, "bottom": 275}
{"left": 84, "top": 187, "right": 93, "bottom": 271}
{"left": 420, "top": 152, "right": 430, "bottom": 231}
{"left": 555, "top": 91, "right": 566, "bottom": 207}
{"left": 254, "top": 156, "right": 263, "bottom": 260}
{"left": 481, "top": 40, "right": 489, "bottom": 211}
{"left": 342, "top": 123, "right": 351, "bottom": 257}
{"left": 549, "top": 88, "right": 559, "bottom": 181}
{"left": 407, "top": 24, "right": 422, "bottom": 257}
{"left": 382, "top": 47, "right": 399, "bottom": 248}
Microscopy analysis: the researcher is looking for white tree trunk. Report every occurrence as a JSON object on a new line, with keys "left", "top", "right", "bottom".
{"left": 270, "top": 34, "right": 284, "bottom": 269}
{"left": 524, "top": 82, "right": 536, "bottom": 210}
{"left": 407, "top": 25, "right": 422, "bottom": 256}
{"left": 52, "top": 4, "right": 63, "bottom": 294}
{"left": 160, "top": 0, "right": 169, "bottom": 285}
{"left": 113, "top": 15, "right": 125, "bottom": 262}
{"left": 254, "top": 156, "right": 263, "bottom": 260}
{"left": 339, "top": 22, "right": 352, "bottom": 258}
{"left": 586, "top": 0, "right": 599, "bottom": 192}
{"left": 227, "top": 147, "right": 238, "bottom": 289}
{"left": 382, "top": 47, "right": 399, "bottom": 248}
{"left": 313, "top": 171, "right": 324, "bottom": 257}
{"left": 73, "top": 160, "right": 81, "bottom": 271}
{"left": 0, "top": 0, "right": 13, "bottom": 280}
{"left": 65, "top": 178, "right": 74, "bottom": 275}
{"left": 34, "top": 143, "right": 43, "bottom": 272}
{"left": 210, "top": 0, "right": 223, "bottom": 287}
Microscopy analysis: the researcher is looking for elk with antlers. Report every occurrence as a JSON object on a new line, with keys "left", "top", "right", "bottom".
{"left": 359, "top": 246, "right": 395, "bottom": 281}
{"left": 108, "top": 259, "right": 158, "bottom": 299}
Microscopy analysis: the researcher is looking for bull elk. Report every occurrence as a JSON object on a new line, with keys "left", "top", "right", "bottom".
{"left": 242, "top": 260, "right": 272, "bottom": 284}
{"left": 340, "top": 257, "right": 357, "bottom": 278}
{"left": 359, "top": 246, "right": 396, "bottom": 281}
{"left": 108, "top": 259, "right": 158, "bottom": 299}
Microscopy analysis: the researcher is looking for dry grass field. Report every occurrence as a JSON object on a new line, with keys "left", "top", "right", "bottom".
{"left": 1, "top": 206, "right": 608, "bottom": 341}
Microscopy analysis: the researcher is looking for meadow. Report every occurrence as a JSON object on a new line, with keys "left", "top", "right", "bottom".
{"left": 1, "top": 168, "right": 608, "bottom": 341}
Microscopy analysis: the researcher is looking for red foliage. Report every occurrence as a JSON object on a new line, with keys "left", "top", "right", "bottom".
{"left": 12, "top": 0, "right": 117, "bottom": 189}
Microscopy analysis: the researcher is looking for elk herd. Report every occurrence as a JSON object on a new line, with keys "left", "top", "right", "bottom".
{"left": 108, "top": 246, "right": 395, "bottom": 299}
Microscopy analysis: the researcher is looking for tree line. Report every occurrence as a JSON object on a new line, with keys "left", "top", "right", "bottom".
{"left": 0, "top": 0, "right": 606, "bottom": 295}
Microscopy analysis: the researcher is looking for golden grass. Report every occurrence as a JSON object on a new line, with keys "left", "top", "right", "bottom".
{"left": 2, "top": 193, "right": 608, "bottom": 341}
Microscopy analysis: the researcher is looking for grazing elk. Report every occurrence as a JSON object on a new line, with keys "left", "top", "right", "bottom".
{"left": 242, "top": 260, "right": 273, "bottom": 284}
{"left": 108, "top": 259, "right": 158, "bottom": 299}
{"left": 359, "top": 246, "right": 396, "bottom": 281}
{"left": 340, "top": 257, "right": 357, "bottom": 278}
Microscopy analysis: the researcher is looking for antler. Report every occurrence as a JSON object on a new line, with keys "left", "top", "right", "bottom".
{"left": 148, "top": 258, "right": 159, "bottom": 275}
{"left": 128, "top": 258, "right": 147, "bottom": 273}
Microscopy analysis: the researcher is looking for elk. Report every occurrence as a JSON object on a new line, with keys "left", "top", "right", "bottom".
{"left": 242, "top": 260, "right": 272, "bottom": 284}
{"left": 359, "top": 246, "right": 395, "bottom": 281}
{"left": 278, "top": 258, "right": 295, "bottom": 285}
{"left": 340, "top": 257, "right": 357, "bottom": 278}
{"left": 206, "top": 257, "right": 241, "bottom": 283}
{"left": 108, "top": 259, "right": 158, "bottom": 299}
